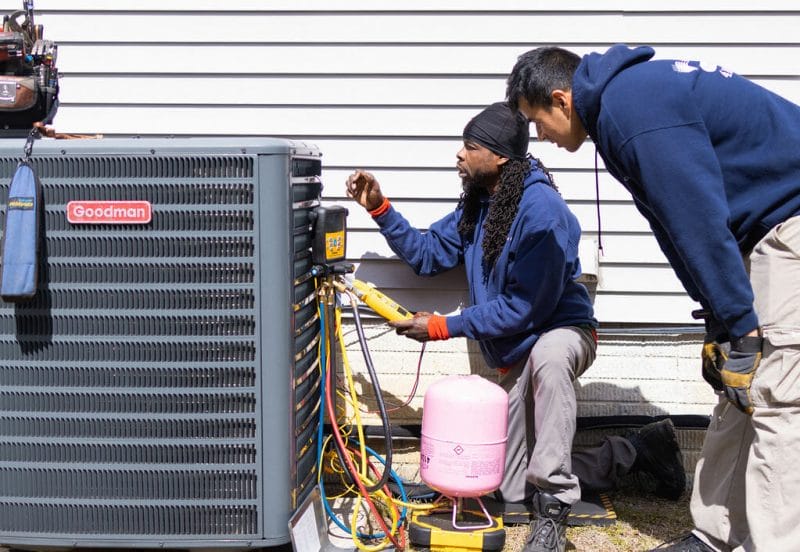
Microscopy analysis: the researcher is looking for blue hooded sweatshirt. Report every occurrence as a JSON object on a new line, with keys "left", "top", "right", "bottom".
{"left": 372, "top": 160, "right": 597, "bottom": 368}
{"left": 572, "top": 45, "right": 800, "bottom": 339}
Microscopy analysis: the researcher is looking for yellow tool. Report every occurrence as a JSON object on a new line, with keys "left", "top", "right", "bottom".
{"left": 408, "top": 507, "right": 505, "bottom": 552}
{"left": 334, "top": 278, "right": 414, "bottom": 322}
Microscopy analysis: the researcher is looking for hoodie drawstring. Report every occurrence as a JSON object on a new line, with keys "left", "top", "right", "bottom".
{"left": 594, "top": 147, "right": 604, "bottom": 254}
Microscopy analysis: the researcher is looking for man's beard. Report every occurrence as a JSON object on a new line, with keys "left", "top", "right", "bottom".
{"left": 461, "top": 167, "right": 496, "bottom": 193}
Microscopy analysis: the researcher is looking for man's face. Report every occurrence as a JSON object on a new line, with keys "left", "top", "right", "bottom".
{"left": 456, "top": 141, "right": 504, "bottom": 192}
{"left": 518, "top": 92, "right": 586, "bottom": 153}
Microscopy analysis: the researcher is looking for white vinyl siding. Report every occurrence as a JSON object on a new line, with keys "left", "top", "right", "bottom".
{"left": 3, "top": 1, "right": 796, "bottom": 421}
{"left": 9, "top": 0, "right": 795, "bottom": 325}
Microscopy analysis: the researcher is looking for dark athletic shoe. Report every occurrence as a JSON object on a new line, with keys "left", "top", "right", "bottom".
{"left": 523, "top": 491, "right": 570, "bottom": 552}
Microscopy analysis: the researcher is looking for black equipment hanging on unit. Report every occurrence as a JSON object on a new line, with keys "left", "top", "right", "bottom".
{"left": 0, "top": 0, "right": 59, "bottom": 130}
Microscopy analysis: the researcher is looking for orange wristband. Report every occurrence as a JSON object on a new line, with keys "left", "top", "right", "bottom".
{"left": 427, "top": 314, "right": 450, "bottom": 341}
{"left": 368, "top": 197, "right": 391, "bottom": 218}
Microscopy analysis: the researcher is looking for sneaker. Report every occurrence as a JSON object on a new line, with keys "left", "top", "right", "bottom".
{"left": 650, "top": 532, "right": 715, "bottom": 551}
{"left": 626, "top": 418, "right": 686, "bottom": 500}
{"left": 523, "top": 491, "right": 570, "bottom": 552}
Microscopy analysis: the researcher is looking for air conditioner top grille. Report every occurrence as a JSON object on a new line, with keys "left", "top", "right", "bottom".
{"left": 0, "top": 156, "right": 255, "bottom": 180}
{"left": 40, "top": 182, "right": 255, "bottom": 204}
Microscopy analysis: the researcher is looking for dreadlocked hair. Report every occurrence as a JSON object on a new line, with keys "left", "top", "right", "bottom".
{"left": 457, "top": 155, "right": 558, "bottom": 275}
{"left": 480, "top": 157, "right": 528, "bottom": 270}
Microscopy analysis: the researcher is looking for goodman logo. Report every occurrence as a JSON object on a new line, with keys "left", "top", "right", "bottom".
{"left": 67, "top": 201, "right": 152, "bottom": 225}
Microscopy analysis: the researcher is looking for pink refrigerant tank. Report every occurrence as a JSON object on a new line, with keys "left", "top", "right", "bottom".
{"left": 420, "top": 374, "right": 509, "bottom": 497}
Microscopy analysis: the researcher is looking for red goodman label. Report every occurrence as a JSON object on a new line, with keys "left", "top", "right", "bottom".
{"left": 67, "top": 201, "right": 152, "bottom": 224}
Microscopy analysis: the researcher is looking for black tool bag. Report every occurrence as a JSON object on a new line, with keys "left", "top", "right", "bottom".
{"left": 0, "top": 4, "right": 58, "bottom": 130}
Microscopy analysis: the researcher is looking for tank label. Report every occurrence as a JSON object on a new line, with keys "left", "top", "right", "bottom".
{"left": 421, "top": 441, "right": 503, "bottom": 477}
{"left": 67, "top": 201, "right": 152, "bottom": 224}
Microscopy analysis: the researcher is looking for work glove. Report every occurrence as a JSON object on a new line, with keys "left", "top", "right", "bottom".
{"left": 694, "top": 309, "right": 727, "bottom": 392}
{"left": 701, "top": 338, "right": 726, "bottom": 392}
{"left": 719, "top": 335, "right": 763, "bottom": 416}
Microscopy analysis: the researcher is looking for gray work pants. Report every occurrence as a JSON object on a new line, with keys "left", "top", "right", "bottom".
{"left": 692, "top": 215, "right": 800, "bottom": 552}
{"left": 494, "top": 326, "right": 637, "bottom": 506}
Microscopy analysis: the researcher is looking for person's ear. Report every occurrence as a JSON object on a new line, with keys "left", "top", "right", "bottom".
{"left": 551, "top": 89, "right": 572, "bottom": 114}
{"left": 496, "top": 155, "right": 510, "bottom": 168}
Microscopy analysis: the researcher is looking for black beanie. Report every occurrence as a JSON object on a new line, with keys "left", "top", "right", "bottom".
{"left": 462, "top": 101, "right": 530, "bottom": 160}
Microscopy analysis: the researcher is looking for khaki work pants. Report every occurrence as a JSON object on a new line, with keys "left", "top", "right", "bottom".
{"left": 692, "top": 215, "right": 800, "bottom": 552}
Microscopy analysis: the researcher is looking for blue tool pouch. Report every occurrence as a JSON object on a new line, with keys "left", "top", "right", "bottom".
{"left": 1, "top": 161, "right": 41, "bottom": 301}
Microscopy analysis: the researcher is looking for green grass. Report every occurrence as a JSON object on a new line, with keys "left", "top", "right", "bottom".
{"left": 503, "top": 486, "right": 693, "bottom": 552}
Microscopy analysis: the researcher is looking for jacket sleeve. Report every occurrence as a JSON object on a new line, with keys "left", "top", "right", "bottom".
{"left": 447, "top": 221, "right": 570, "bottom": 340}
{"left": 373, "top": 204, "right": 463, "bottom": 276}
{"left": 618, "top": 123, "right": 758, "bottom": 339}
{"left": 629, "top": 194, "right": 704, "bottom": 304}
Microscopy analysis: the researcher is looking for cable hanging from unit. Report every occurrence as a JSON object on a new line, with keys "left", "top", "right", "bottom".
{"left": 314, "top": 278, "right": 443, "bottom": 551}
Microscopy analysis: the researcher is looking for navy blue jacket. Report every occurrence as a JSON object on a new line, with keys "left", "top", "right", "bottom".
{"left": 373, "top": 160, "right": 597, "bottom": 368}
{"left": 573, "top": 45, "right": 800, "bottom": 339}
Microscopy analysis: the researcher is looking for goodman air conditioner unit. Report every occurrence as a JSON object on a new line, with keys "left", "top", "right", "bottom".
{"left": 0, "top": 138, "right": 322, "bottom": 550}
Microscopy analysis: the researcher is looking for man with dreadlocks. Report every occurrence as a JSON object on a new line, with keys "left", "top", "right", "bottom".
{"left": 346, "top": 102, "right": 685, "bottom": 552}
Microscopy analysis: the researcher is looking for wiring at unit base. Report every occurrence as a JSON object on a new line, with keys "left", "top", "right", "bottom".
{"left": 315, "top": 276, "right": 439, "bottom": 551}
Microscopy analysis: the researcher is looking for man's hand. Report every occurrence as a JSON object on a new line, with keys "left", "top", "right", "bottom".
{"left": 389, "top": 311, "right": 432, "bottom": 342}
{"left": 720, "top": 335, "right": 763, "bottom": 415}
{"left": 694, "top": 308, "right": 729, "bottom": 392}
{"left": 346, "top": 170, "right": 385, "bottom": 212}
